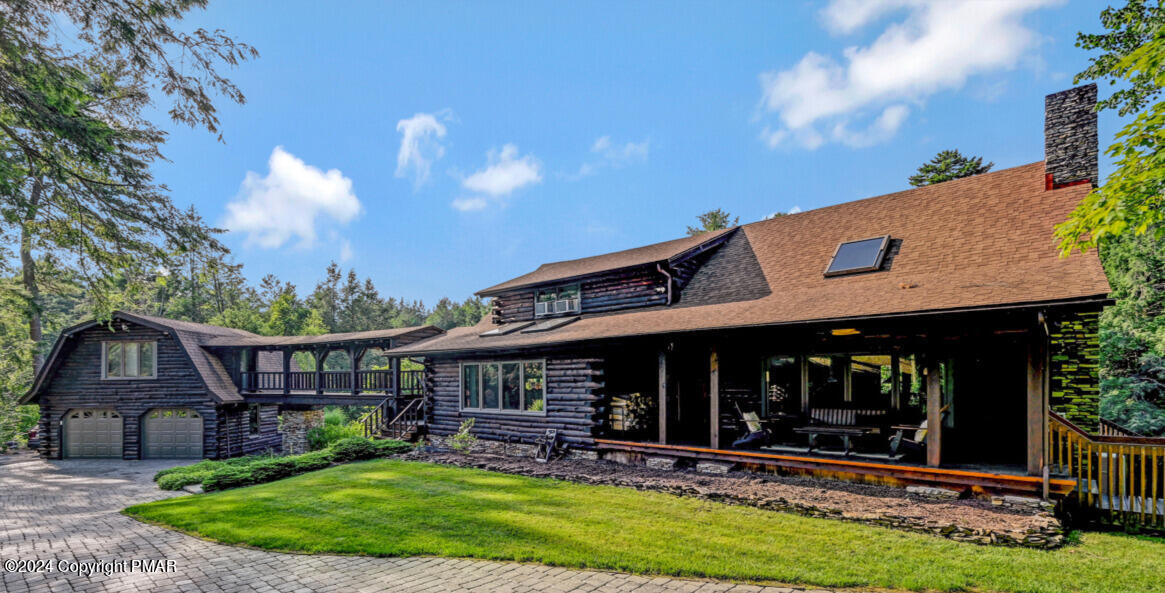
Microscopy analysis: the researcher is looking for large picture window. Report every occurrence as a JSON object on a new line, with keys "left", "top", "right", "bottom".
{"left": 535, "top": 284, "right": 580, "bottom": 316}
{"left": 460, "top": 360, "right": 546, "bottom": 414}
{"left": 103, "top": 341, "right": 156, "bottom": 379}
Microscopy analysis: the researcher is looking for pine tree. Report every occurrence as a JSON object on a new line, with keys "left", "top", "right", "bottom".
{"left": 908, "top": 150, "right": 994, "bottom": 187}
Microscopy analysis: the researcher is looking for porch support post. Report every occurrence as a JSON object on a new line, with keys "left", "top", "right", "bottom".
{"left": 282, "top": 349, "right": 292, "bottom": 396}
{"left": 315, "top": 348, "right": 328, "bottom": 395}
{"left": 349, "top": 345, "right": 362, "bottom": 396}
{"left": 925, "top": 356, "right": 942, "bottom": 467}
{"left": 1026, "top": 327, "right": 1048, "bottom": 476}
{"left": 392, "top": 341, "right": 402, "bottom": 397}
{"left": 799, "top": 356, "right": 809, "bottom": 414}
{"left": 658, "top": 350, "right": 668, "bottom": 444}
{"left": 709, "top": 347, "right": 719, "bottom": 449}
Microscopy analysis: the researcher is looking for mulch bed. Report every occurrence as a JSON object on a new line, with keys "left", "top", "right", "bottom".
{"left": 408, "top": 449, "right": 1066, "bottom": 549}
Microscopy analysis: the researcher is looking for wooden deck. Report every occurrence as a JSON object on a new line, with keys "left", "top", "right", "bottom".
{"left": 595, "top": 439, "right": 1077, "bottom": 498}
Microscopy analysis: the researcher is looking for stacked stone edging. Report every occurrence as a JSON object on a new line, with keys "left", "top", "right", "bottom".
{"left": 412, "top": 450, "right": 1066, "bottom": 550}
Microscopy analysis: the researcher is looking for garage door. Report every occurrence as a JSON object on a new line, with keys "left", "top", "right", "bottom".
{"left": 143, "top": 408, "right": 203, "bottom": 458}
{"left": 64, "top": 409, "right": 123, "bottom": 458}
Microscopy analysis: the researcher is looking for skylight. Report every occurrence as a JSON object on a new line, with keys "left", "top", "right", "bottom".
{"left": 824, "top": 235, "right": 891, "bottom": 277}
{"left": 479, "top": 321, "right": 534, "bottom": 338}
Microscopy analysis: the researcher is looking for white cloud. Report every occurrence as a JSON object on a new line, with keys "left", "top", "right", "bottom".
{"left": 788, "top": 205, "right": 803, "bottom": 214}
{"left": 395, "top": 111, "right": 451, "bottom": 187}
{"left": 461, "top": 144, "right": 542, "bottom": 196}
{"left": 568, "top": 136, "right": 650, "bottom": 180}
{"left": 758, "top": 0, "right": 1057, "bottom": 149}
{"left": 224, "top": 146, "right": 362, "bottom": 248}
{"left": 339, "top": 239, "right": 353, "bottom": 263}
{"left": 451, "top": 196, "right": 489, "bottom": 212}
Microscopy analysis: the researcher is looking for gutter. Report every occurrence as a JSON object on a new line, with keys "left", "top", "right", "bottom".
{"left": 656, "top": 263, "right": 674, "bottom": 305}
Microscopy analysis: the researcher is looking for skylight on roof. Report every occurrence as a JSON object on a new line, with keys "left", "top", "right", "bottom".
{"left": 479, "top": 321, "right": 534, "bottom": 338}
{"left": 824, "top": 235, "right": 890, "bottom": 277}
{"left": 521, "top": 317, "right": 579, "bottom": 333}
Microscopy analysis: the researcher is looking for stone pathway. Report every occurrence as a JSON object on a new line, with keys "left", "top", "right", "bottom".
{"left": 0, "top": 452, "right": 858, "bottom": 593}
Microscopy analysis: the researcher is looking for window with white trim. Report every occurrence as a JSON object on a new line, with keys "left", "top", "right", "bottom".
{"left": 534, "top": 284, "right": 580, "bottom": 316}
{"left": 461, "top": 360, "right": 545, "bottom": 413}
{"left": 103, "top": 341, "right": 156, "bottom": 379}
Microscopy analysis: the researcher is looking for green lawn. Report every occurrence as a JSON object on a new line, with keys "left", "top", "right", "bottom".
{"left": 124, "top": 459, "right": 1165, "bottom": 593}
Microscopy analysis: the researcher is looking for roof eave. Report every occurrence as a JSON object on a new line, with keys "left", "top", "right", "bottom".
{"left": 392, "top": 293, "right": 1112, "bottom": 358}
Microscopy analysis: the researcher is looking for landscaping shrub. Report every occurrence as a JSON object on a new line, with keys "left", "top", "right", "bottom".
{"left": 450, "top": 418, "right": 477, "bottom": 453}
{"left": 372, "top": 439, "right": 414, "bottom": 457}
{"left": 157, "top": 471, "right": 212, "bottom": 491}
{"left": 329, "top": 437, "right": 378, "bottom": 462}
{"left": 158, "top": 437, "right": 409, "bottom": 493}
{"left": 292, "top": 449, "right": 335, "bottom": 471}
{"left": 203, "top": 465, "right": 257, "bottom": 492}
{"left": 307, "top": 412, "right": 364, "bottom": 451}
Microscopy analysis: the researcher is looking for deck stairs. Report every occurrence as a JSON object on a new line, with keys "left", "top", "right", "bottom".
{"left": 361, "top": 397, "right": 426, "bottom": 442}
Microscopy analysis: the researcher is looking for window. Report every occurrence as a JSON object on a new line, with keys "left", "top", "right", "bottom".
{"left": 825, "top": 235, "right": 890, "bottom": 277}
{"left": 248, "top": 404, "right": 261, "bottom": 435}
{"left": 103, "top": 341, "right": 156, "bottom": 379}
{"left": 535, "top": 284, "right": 580, "bottom": 316}
{"left": 460, "top": 360, "right": 546, "bottom": 414}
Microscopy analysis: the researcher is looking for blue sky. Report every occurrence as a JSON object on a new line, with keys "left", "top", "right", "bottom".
{"left": 153, "top": 0, "right": 1119, "bottom": 305}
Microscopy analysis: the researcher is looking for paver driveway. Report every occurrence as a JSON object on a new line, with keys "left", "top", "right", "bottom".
{"left": 0, "top": 453, "right": 856, "bottom": 593}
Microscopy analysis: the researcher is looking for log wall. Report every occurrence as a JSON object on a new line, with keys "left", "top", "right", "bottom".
{"left": 426, "top": 353, "right": 605, "bottom": 447}
{"left": 35, "top": 321, "right": 219, "bottom": 459}
{"left": 490, "top": 265, "right": 668, "bottom": 324}
{"left": 216, "top": 403, "right": 282, "bottom": 457}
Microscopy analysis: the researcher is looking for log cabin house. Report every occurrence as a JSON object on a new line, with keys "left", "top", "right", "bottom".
{"left": 22, "top": 85, "right": 1160, "bottom": 518}
{"left": 391, "top": 84, "right": 1119, "bottom": 498}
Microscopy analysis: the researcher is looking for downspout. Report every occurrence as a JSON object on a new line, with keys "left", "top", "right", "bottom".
{"left": 656, "top": 263, "right": 674, "bottom": 306}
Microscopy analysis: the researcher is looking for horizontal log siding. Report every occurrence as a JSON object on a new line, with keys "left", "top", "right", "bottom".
{"left": 215, "top": 404, "right": 281, "bottom": 458}
{"left": 35, "top": 321, "right": 218, "bottom": 459}
{"left": 490, "top": 265, "right": 667, "bottom": 323}
{"left": 427, "top": 355, "right": 604, "bottom": 447}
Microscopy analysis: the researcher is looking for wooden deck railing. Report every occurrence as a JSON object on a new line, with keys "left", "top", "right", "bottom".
{"left": 360, "top": 396, "right": 425, "bottom": 440}
{"left": 1049, "top": 412, "right": 1165, "bottom": 529}
{"left": 399, "top": 369, "right": 424, "bottom": 396}
{"left": 240, "top": 369, "right": 409, "bottom": 395}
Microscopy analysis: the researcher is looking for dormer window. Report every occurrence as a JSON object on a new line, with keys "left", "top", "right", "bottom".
{"left": 535, "top": 284, "right": 580, "bottom": 316}
{"left": 825, "top": 235, "right": 891, "bottom": 277}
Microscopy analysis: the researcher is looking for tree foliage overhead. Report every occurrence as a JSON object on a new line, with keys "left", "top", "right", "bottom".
{"left": 686, "top": 209, "right": 738, "bottom": 236}
{"left": 1056, "top": 1, "right": 1165, "bottom": 254}
{"left": 907, "top": 150, "right": 994, "bottom": 187}
{"left": 0, "top": 0, "right": 258, "bottom": 373}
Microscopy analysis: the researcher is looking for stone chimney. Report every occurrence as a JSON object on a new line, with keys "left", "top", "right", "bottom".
{"left": 1044, "top": 84, "right": 1098, "bottom": 189}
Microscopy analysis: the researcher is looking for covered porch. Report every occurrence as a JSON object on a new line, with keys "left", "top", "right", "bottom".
{"left": 596, "top": 307, "right": 1077, "bottom": 497}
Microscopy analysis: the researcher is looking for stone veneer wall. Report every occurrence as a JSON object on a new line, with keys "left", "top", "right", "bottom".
{"left": 1049, "top": 310, "right": 1101, "bottom": 432}
{"left": 280, "top": 409, "right": 324, "bottom": 455}
{"left": 1044, "top": 84, "right": 1098, "bottom": 187}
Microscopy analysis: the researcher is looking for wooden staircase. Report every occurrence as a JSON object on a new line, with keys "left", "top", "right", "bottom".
{"left": 361, "top": 397, "right": 426, "bottom": 442}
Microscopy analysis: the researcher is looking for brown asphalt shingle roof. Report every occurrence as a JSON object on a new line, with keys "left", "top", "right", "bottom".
{"left": 394, "top": 162, "right": 1111, "bottom": 356}
{"left": 200, "top": 326, "right": 440, "bottom": 347}
{"left": 476, "top": 228, "right": 734, "bottom": 296}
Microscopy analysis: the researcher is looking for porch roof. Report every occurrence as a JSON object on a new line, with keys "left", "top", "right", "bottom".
{"left": 200, "top": 326, "right": 441, "bottom": 348}
{"left": 394, "top": 162, "right": 1111, "bottom": 356}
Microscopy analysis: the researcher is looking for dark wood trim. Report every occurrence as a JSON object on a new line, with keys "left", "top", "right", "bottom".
{"left": 925, "top": 356, "right": 942, "bottom": 468}
{"left": 709, "top": 347, "right": 719, "bottom": 448}
{"left": 1027, "top": 329, "right": 1048, "bottom": 475}
{"left": 658, "top": 350, "right": 668, "bottom": 444}
{"left": 594, "top": 439, "right": 1077, "bottom": 497}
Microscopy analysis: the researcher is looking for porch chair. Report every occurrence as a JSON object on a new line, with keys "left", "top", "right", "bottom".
{"left": 888, "top": 404, "right": 948, "bottom": 460}
{"left": 730, "top": 404, "right": 770, "bottom": 449}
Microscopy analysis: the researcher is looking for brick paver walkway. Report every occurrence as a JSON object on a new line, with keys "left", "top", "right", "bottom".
{"left": 0, "top": 453, "right": 854, "bottom": 593}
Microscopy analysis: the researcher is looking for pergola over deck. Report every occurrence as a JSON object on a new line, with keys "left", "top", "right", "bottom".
{"left": 202, "top": 326, "right": 443, "bottom": 406}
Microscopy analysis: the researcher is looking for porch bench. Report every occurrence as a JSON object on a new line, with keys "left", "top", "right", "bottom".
{"left": 793, "top": 408, "right": 889, "bottom": 454}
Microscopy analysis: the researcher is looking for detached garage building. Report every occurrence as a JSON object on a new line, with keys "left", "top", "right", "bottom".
{"left": 22, "top": 313, "right": 284, "bottom": 459}
{"left": 22, "top": 311, "right": 440, "bottom": 460}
